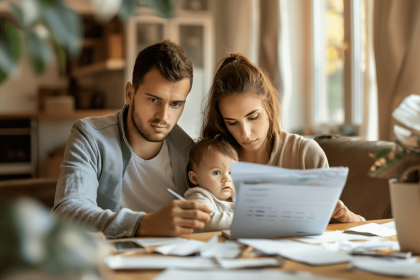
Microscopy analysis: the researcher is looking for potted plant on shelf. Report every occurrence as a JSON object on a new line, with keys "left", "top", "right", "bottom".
{"left": 369, "top": 94, "right": 420, "bottom": 254}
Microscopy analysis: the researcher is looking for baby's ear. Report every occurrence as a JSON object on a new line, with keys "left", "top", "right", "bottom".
{"left": 188, "top": 171, "right": 199, "bottom": 186}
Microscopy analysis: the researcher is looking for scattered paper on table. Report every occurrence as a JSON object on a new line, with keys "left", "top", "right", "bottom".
{"left": 297, "top": 231, "right": 379, "bottom": 244}
{"left": 322, "top": 239, "right": 400, "bottom": 253}
{"left": 153, "top": 269, "right": 344, "bottom": 280}
{"left": 135, "top": 237, "right": 186, "bottom": 247}
{"left": 381, "top": 221, "right": 396, "bottom": 229}
{"left": 350, "top": 258, "right": 420, "bottom": 277}
{"left": 105, "top": 256, "right": 218, "bottom": 270}
{"left": 238, "top": 239, "right": 353, "bottom": 266}
{"left": 216, "top": 257, "right": 283, "bottom": 269}
{"left": 344, "top": 223, "right": 397, "bottom": 237}
{"left": 154, "top": 239, "right": 205, "bottom": 256}
{"left": 201, "top": 241, "right": 242, "bottom": 258}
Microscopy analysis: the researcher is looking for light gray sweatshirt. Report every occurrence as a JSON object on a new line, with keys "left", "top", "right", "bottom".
{"left": 185, "top": 187, "right": 235, "bottom": 232}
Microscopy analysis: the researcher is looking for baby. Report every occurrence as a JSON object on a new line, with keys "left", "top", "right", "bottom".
{"left": 185, "top": 137, "right": 238, "bottom": 232}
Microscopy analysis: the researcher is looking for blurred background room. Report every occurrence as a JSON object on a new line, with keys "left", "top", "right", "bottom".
{"left": 0, "top": 0, "right": 419, "bottom": 202}
{"left": 1, "top": 0, "right": 420, "bottom": 278}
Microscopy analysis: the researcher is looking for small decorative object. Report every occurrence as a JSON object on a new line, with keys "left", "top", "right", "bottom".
{"left": 0, "top": 198, "right": 112, "bottom": 279}
{"left": 369, "top": 94, "right": 420, "bottom": 254}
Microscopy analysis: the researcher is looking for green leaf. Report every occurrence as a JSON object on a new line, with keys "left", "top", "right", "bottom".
{"left": 374, "top": 149, "right": 391, "bottom": 160}
{"left": 149, "top": 0, "right": 175, "bottom": 18}
{"left": 25, "top": 30, "right": 53, "bottom": 75}
{"left": 0, "top": 68, "right": 7, "bottom": 84}
{"left": 53, "top": 40, "right": 66, "bottom": 74}
{"left": 119, "top": 0, "right": 139, "bottom": 21}
{"left": 39, "top": 1, "right": 82, "bottom": 56}
{"left": 9, "top": 4, "right": 24, "bottom": 27}
{"left": 0, "top": 19, "right": 23, "bottom": 82}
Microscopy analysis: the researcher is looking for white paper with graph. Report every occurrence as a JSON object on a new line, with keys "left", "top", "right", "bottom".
{"left": 229, "top": 162, "right": 349, "bottom": 239}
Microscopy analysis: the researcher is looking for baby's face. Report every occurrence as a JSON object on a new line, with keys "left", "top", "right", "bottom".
{"left": 192, "top": 152, "right": 236, "bottom": 201}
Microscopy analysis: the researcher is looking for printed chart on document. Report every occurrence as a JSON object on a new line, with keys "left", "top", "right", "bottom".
{"left": 233, "top": 183, "right": 341, "bottom": 238}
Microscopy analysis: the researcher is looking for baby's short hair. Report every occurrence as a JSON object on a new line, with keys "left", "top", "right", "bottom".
{"left": 187, "top": 136, "right": 238, "bottom": 188}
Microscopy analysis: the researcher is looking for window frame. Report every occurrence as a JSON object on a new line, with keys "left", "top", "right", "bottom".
{"left": 311, "top": 0, "right": 364, "bottom": 134}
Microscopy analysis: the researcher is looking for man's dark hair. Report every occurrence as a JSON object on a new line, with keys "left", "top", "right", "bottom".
{"left": 132, "top": 40, "right": 193, "bottom": 92}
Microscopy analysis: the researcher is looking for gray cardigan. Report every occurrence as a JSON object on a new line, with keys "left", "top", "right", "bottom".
{"left": 52, "top": 104, "right": 192, "bottom": 238}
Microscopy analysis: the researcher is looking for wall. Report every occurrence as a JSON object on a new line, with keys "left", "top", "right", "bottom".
{"left": 284, "top": 0, "right": 312, "bottom": 133}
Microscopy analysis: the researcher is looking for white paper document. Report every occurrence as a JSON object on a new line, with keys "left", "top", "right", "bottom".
{"left": 200, "top": 241, "right": 242, "bottom": 258}
{"left": 297, "top": 231, "right": 378, "bottom": 244}
{"left": 154, "top": 239, "right": 205, "bottom": 256}
{"left": 238, "top": 239, "right": 353, "bottom": 266}
{"left": 216, "top": 257, "right": 283, "bottom": 269}
{"left": 153, "top": 269, "right": 343, "bottom": 280}
{"left": 154, "top": 235, "right": 242, "bottom": 258}
{"left": 350, "top": 258, "right": 420, "bottom": 277}
{"left": 323, "top": 239, "right": 400, "bottom": 253}
{"left": 381, "top": 221, "right": 396, "bottom": 229}
{"left": 135, "top": 237, "right": 186, "bottom": 247}
{"left": 230, "top": 162, "right": 349, "bottom": 239}
{"left": 344, "top": 223, "right": 397, "bottom": 237}
{"left": 105, "top": 256, "right": 218, "bottom": 270}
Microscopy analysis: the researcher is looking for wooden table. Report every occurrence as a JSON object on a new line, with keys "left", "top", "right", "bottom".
{"left": 107, "top": 219, "right": 416, "bottom": 280}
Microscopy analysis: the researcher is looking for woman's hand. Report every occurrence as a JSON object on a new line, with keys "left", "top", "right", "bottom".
{"left": 331, "top": 200, "right": 362, "bottom": 223}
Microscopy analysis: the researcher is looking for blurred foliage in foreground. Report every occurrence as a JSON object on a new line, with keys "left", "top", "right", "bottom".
{"left": 0, "top": 0, "right": 175, "bottom": 85}
{"left": 0, "top": 198, "right": 112, "bottom": 279}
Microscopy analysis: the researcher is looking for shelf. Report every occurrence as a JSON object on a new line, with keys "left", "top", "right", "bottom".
{"left": 0, "top": 163, "right": 33, "bottom": 175}
{"left": 72, "top": 59, "right": 125, "bottom": 78}
{"left": 37, "top": 109, "right": 119, "bottom": 119}
{"left": 0, "top": 109, "right": 119, "bottom": 120}
{"left": 0, "top": 128, "right": 32, "bottom": 135}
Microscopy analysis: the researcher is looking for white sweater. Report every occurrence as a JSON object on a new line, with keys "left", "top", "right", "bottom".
{"left": 184, "top": 187, "right": 235, "bottom": 232}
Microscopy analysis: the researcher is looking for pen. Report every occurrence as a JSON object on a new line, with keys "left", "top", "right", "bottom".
{"left": 167, "top": 188, "right": 186, "bottom": 201}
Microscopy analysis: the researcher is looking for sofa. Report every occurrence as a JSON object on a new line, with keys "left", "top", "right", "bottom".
{"left": 315, "top": 135, "right": 395, "bottom": 220}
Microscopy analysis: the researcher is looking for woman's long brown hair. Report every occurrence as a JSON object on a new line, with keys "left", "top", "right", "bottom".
{"left": 201, "top": 53, "right": 282, "bottom": 152}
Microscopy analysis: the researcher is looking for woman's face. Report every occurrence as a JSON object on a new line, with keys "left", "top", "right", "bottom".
{"left": 219, "top": 91, "right": 270, "bottom": 152}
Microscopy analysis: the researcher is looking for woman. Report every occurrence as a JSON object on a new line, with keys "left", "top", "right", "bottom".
{"left": 202, "top": 53, "right": 363, "bottom": 223}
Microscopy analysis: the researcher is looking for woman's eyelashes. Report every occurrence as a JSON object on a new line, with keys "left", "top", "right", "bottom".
{"left": 227, "top": 115, "right": 259, "bottom": 126}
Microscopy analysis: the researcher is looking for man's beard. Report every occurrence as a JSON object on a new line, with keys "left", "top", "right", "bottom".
{"left": 130, "top": 102, "right": 171, "bottom": 142}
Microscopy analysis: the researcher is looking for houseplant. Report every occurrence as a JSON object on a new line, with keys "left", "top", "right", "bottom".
{"left": 369, "top": 94, "right": 420, "bottom": 253}
{"left": 0, "top": 198, "right": 113, "bottom": 280}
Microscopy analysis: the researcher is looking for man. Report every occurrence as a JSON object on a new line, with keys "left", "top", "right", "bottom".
{"left": 53, "top": 40, "right": 212, "bottom": 238}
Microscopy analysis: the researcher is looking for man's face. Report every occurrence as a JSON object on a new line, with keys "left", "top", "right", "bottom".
{"left": 126, "top": 68, "right": 190, "bottom": 142}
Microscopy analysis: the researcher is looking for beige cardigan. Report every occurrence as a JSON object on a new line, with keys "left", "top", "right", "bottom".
{"left": 267, "top": 131, "right": 364, "bottom": 222}
{"left": 267, "top": 131, "right": 329, "bottom": 169}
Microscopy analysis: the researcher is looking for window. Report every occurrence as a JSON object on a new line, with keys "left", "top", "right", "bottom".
{"left": 312, "top": 0, "right": 366, "bottom": 132}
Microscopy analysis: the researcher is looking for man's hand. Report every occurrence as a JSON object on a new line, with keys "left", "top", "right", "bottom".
{"left": 136, "top": 200, "right": 212, "bottom": 236}
{"left": 331, "top": 200, "right": 362, "bottom": 223}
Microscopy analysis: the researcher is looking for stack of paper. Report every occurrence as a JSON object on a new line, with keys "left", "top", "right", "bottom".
{"left": 238, "top": 239, "right": 353, "bottom": 266}
{"left": 343, "top": 223, "right": 397, "bottom": 237}
{"left": 153, "top": 269, "right": 343, "bottom": 280}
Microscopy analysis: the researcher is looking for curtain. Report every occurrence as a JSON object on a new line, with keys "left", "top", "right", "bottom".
{"left": 259, "top": 0, "right": 292, "bottom": 130}
{"left": 214, "top": 0, "right": 260, "bottom": 65}
{"left": 373, "top": 0, "right": 420, "bottom": 141}
{"left": 360, "top": 0, "right": 378, "bottom": 141}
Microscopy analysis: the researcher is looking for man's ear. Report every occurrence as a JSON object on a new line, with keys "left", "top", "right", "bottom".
{"left": 188, "top": 171, "right": 199, "bottom": 186}
{"left": 125, "top": 82, "right": 135, "bottom": 103}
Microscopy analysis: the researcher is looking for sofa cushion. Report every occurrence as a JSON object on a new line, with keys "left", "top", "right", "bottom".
{"left": 314, "top": 135, "right": 394, "bottom": 220}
